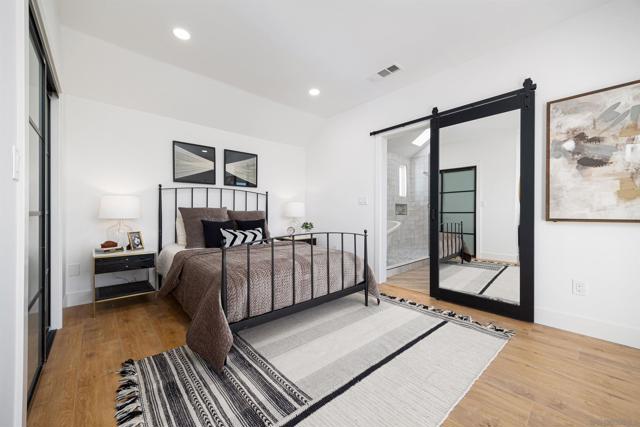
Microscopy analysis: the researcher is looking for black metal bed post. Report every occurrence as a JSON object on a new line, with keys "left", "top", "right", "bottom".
{"left": 326, "top": 233, "right": 330, "bottom": 295}
{"left": 265, "top": 191, "right": 269, "bottom": 223}
{"left": 221, "top": 239, "right": 228, "bottom": 316}
{"left": 364, "top": 230, "right": 369, "bottom": 306}
{"left": 292, "top": 237, "right": 296, "bottom": 305}
{"left": 246, "top": 244, "right": 251, "bottom": 318}
{"left": 459, "top": 221, "right": 465, "bottom": 264}
{"left": 310, "top": 232, "right": 314, "bottom": 298}
{"left": 270, "top": 238, "right": 275, "bottom": 311}
{"left": 158, "top": 184, "right": 163, "bottom": 288}
{"left": 158, "top": 184, "right": 163, "bottom": 255}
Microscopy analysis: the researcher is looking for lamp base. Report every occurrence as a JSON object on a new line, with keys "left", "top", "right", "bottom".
{"left": 106, "top": 220, "right": 132, "bottom": 247}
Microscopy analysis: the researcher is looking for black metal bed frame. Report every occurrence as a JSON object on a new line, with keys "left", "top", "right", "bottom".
{"left": 157, "top": 184, "right": 370, "bottom": 332}
{"left": 158, "top": 184, "right": 269, "bottom": 250}
{"left": 440, "top": 221, "right": 465, "bottom": 263}
{"left": 221, "top": 231, "right": 369, "bottom": 332}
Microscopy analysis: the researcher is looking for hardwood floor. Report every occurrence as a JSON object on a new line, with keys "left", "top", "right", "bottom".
{"left": 28, "top": 274, "right": 640, "bottom": 426}
{"left": 387, "top": 263, "right": 430, "bottom": 293}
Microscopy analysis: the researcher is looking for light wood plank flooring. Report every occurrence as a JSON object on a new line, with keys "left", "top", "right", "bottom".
{"left": 28, "top": 272, "right": 640, "bottom": 426}
{"left": 387, "top": 263, "right": 430, "bottom": 293}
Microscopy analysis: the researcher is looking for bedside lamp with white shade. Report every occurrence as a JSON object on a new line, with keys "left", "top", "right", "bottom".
{"left": 99, "top": 195, "right": 140, "bottom": 246}
{"left": 284, "top": 201, "right": 306, "bottom": 234}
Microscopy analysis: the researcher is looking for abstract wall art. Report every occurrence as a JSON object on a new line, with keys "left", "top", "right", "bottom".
{"left": 547, "top": 79, "right": 640, "bottom": 222}
{"left": 173, "top": 141, "right": 216, "bottom": 185}
{"left": 224, "top": 149, "right": 258, "bottom": 187}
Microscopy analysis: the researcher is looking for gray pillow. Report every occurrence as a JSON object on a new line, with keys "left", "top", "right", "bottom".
{"left": 228, "top": 210, "right": 270, "bottom": 238}
{"left": 179, "top": 207, "right": 229, "bottom": 248}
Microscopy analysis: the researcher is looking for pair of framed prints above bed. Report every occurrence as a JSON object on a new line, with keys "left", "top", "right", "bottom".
{"left": 173, "top": 140, "right": 258, "bottom": 188}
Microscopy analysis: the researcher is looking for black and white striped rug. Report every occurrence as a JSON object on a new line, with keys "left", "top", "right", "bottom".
{"left": 116, "top": 295, "right": 512, "bottom": 427}
{"left": 116, "top": 339, "right": 309, "bottom": 427}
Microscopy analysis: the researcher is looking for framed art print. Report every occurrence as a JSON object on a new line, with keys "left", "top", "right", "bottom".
{"left": 547, "top": 79, "right": 640, "bottom": 222}
{"left": 224, "top": 149, "right": 258, "bottom": 187}
{"left": 173, "top": 141, "right": 216, "bottom": 185}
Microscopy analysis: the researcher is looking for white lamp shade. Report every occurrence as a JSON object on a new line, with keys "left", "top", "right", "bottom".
{"left": 99, "top": 195, "right": 140, "bottom": 219}
{"left": 284, "top": 201, "right": 305, "bottom": 218}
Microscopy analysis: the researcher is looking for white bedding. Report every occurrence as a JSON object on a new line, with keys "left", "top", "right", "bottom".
{"left": 157, "top": 243, "right": 189, "bottom": 276}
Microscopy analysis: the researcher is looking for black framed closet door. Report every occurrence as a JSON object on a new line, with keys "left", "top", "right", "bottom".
{"left": 27, "top": 9, "right": 54, "bottom": 405}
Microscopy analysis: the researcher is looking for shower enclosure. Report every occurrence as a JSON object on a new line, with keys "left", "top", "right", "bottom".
{"left": 386, "top": 127, "right": 430, "bottom": 270}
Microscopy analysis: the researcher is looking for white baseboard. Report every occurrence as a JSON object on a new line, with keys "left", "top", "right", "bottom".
{"left": 64, "top": 289, "right": 92, "bottom": 307}
{"left": 477, "top": 251, "right": 518, "bottom": 263}
{"left": 535, "top": 307, "right": 640, "bottom": 349}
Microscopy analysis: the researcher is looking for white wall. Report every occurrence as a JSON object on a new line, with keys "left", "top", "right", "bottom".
{"left": 60, "top": 26, "right": 323, "bottom": 147}
{"left": 307, "top": 0, "right": 640, "bottom": 348}
{"left": 0, "top": 0, "right": 28, "bottom": 425}
{"left": 58, "top": 23, "right": 323, "bottom": 307}
{"left": 63, "top": 95, "right": 307, "bottom": 306}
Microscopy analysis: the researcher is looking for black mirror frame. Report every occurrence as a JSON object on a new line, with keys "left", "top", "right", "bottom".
{"left": 429, "top": 79, "right": 536, "bottom": 322}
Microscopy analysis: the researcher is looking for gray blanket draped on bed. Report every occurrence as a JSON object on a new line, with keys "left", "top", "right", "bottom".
{"left": 159, "top": 242, "right": 379, "bottom": 373}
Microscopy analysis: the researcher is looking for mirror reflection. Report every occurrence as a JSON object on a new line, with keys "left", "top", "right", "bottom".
{"left": 438, "top": 110, "right": 520, "bottom": 305}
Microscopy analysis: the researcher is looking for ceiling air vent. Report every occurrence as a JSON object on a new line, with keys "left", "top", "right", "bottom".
{"left": 370, "top": 64, "right": 402, "bottom": 82}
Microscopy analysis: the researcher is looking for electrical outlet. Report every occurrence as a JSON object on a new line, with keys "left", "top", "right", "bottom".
{"left": 67, "top": 263, "right": 80, "bottom": 277}
{"left": 572, "top": 280, "right": 587, "bottom": 297}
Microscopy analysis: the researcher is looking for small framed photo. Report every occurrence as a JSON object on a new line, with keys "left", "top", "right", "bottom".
{"left": 127, "top": 231, "right": 145, "bottom": 250}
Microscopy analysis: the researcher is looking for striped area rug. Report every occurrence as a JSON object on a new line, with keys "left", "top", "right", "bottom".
{"left": 116, "top": 294, "right": 512, "bottom": 426}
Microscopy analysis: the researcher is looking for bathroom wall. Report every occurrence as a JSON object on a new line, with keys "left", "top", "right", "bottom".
{"left": 387, "top": 147, "right": 429, "bottom": 267}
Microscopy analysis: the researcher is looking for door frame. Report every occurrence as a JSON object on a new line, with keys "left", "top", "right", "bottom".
{"left": 27, "top": 5, "right": 59, "bottom": 406}
{"left": 373, "top": 121, "right": 432, "bottom": 284}
{"left": 439, "top": 165, "right": 477, "bottom": 256}
{"left": 429, "top": 80, "right": 535, "bottom": 322}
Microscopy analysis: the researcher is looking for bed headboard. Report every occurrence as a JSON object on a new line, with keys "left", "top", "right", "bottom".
{"left": 157, "top": 184, "right": 269, "bottom": 253}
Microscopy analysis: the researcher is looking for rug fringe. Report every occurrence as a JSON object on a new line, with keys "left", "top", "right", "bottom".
{"left": 115, "top": 359, "right": 145, "bottom": 427}
{"left": 380, "top": 293, "right": 515, "bottom": 337}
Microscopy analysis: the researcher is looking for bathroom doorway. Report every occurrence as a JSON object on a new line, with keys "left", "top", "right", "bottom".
{"left": 385, "top": 124, "right": 430, "bottom": 282}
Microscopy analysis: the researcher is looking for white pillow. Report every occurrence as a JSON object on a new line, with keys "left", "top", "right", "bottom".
{"left": 176, "top": 211, "right": 187, "bottom": 246}
{"left": 221, "top": 228, "right": 263, "bottom": 248}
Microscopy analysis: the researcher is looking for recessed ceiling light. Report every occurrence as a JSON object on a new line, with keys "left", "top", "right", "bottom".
{"left": 308, "top": 88, "right": 320, "bottom": 96}
{"left": 173, "top": 27, "right": 191, "bottom": 41}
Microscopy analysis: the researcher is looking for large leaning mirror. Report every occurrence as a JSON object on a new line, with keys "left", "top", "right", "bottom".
{"left": 429, "top": 79, "right": 535, "bottom": 321}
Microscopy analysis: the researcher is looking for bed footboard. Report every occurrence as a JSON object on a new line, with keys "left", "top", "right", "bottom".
{"left": 440, "top": 221, "right": 465, "bottom": 263}
{"left": 221, "top": 230, "right": 370, "bottom": 332}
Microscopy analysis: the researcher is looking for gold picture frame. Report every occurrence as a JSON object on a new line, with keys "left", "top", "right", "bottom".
{"left": 127, "top": 231, "right": 145, "bottom": 250}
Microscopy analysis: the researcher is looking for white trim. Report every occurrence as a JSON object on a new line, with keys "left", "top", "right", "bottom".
{"left": 49, "top": 95, "right": 63, "bottom": 329}
{"left": 27, "top": 0, "right": 62, "bottom": 93}
{"left": 535, "top": 307, "right": 640, "bottom": 349}
{"left": 16, "top": 0, "right": 28, "bottom": 424}
{"left": 373, "top": 135, "right": 387, "bottom": 283}
{"left": 64, "top": 289, "right": 93, "bottom": 307}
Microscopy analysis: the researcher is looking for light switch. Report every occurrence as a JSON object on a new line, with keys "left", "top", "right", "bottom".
{"left": 358, "top": 196, "right": 368, "bottom": 206}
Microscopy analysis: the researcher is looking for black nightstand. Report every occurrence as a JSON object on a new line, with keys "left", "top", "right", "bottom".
{"left": 277, "top": 235, "right": 317, "bottom": 245}
{"left": 92, "top": 249, "right": 157, "bottom": 316}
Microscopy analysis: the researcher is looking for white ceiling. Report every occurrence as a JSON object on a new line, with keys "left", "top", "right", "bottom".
{"left": 57, "top": 0, "right": 606, "bottom": 117}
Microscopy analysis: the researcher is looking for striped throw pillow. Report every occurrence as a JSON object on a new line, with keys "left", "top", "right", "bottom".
{"left": 220, "top": 228, "right": 264, "bottom": 247}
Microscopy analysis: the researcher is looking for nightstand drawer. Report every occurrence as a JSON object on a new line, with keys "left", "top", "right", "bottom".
{"left": 95, "top": 253, "right": 155, "bottom": 274}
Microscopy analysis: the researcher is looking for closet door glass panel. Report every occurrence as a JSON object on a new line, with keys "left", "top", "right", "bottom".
{"left": 438, "top": 110, "right": 521, "bottom": 307}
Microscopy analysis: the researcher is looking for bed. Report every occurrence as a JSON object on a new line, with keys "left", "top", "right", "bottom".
{"left": 156, "top": 185, "right": 379, "bottom": 373}
{"left": 439, "top": 221, "right": 470, "bottom": 262}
